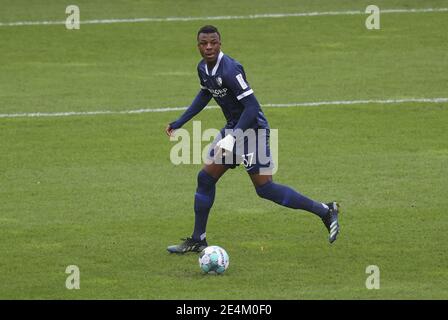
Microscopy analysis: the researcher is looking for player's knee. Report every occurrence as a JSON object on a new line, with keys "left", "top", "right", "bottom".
{"left": 256, "top": 189, "right": 267, "bottom": 199}
{"left": 255, "top": 181, "right": 273, "bottom": 199}
{"left": 197, "top": 170, "right": 218, "bottom": 188}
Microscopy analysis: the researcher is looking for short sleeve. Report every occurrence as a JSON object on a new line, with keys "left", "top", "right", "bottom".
{"left": 224, "top": 63, "right": 254, "bottom": 100}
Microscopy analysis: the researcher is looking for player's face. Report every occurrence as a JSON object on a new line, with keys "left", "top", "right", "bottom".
{"left": 197, "top": 33, "right": 221, "bottom": 63}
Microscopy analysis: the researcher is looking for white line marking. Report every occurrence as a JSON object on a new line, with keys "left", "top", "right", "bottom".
{"left": 1, "top": 8, "right": 447, "bottom": 27}
{"left": 262, "top": 97, "right": 448, "bottom": 108}
{"left": 0, "top": 98, "right": 446, "bottom": 119}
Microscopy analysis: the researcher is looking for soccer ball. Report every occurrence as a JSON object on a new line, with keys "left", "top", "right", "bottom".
{"left": 199, "top": 246, "right": 229, "bottom": 274}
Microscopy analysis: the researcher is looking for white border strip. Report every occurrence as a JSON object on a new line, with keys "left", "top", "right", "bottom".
{"left": 237, "top": 89, "right": 254, "bottom": 101}
{"left": 262, "top": 97, "right": 448, "bottom": 108}
{"left": 1, "top": 8, "right": 447, "bottom": 27}
{"left": 1, "top": 98, "right": 446, "bottom": 119}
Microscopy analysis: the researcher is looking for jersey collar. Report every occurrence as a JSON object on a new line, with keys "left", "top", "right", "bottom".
{"left": 205, "top": 51, "right": 224, "bottom": 76}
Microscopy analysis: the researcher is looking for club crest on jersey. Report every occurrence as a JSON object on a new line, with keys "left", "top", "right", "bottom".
{"left": 216, "top": 76, "right": 222, "bottom": 87}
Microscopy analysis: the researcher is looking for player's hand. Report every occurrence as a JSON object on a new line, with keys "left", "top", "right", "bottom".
{"left": 214, "top": 134, "right": 235, "bottom": 159}
{"left": 165, "top": 124, "right": 175, "bottom": 137}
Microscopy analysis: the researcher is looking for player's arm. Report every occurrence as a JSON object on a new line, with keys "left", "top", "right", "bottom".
{"left": 215, "top": 65, "right": 257, "bottom": 152}
{"left": 166, "top": 89, "right": 212, "bottom": 137}
{"left": 233, "top": 94, "right": 259, "bottom": 132}
{"left": 214, "top": 94, "right": 260, "bottom": 155}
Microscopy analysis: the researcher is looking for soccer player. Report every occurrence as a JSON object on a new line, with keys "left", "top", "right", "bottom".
{"left": 166, "top": 25, "right": 340, "bottom": 253}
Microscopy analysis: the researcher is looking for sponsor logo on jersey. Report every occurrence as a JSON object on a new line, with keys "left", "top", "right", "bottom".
{"left": 208, "top": 87, "right": 228, "bottom": 98}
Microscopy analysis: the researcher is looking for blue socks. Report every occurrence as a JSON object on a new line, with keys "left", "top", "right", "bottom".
{"left": 192, "top": 170, "right": 217, "bottom": 241}
{"left": 255, "top": 181, "right": 329, "bottom": 218}
{"left": 192, "top": 171, "right": 329, "bottom": 241}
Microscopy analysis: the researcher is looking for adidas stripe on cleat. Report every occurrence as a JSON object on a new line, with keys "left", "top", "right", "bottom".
{"left": 322, "top": 202, "right": 340, "bottom": 244}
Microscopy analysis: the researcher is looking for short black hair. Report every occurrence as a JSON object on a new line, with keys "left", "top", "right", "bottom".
{"left": 197, "top": 25, "right": 221, "bottom": 40}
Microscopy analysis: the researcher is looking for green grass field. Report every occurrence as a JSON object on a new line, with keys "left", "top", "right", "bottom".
{"left": 1, "top": 0, "right": 447, "bottom": 299}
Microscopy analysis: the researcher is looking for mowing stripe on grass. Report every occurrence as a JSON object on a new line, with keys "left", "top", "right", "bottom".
{"left": 1, "top": 97, "right": 447, "bottom": 119}
{"left": 0, "top": 8, "right": 447, "bottom": 27}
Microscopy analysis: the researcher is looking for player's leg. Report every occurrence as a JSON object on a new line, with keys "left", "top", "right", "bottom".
{"left": 191, "top": 162, "right": 229, "bottom": 242}
{"left": 251, "top": 173, "right": 341, "bottom": 243}
{"left": 249, "top": 172, "right": 329, "bottom": 217}
{"left": 202, "top": 161, "right": 230, "bottom": 179}
{"left": 245, "top": 128, "right": 340, "bottom": 243}
{"left": 167, "top": 162, "right": 229, "bottom": 253}
{"left": 249, "top": 172, "right": 340, "bottom": 243}
{"left": 245, "top": 129, "right": 328, "bottom": 215}
{"left": 168, "top": 127, "right": 231, "bottom": 254}
{"left": 190, "top": 127, "right": 232, "bottom": 245}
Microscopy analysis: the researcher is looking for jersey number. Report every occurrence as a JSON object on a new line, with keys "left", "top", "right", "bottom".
{"left": 242, "top": 153, "right": 254, "bottom": 168}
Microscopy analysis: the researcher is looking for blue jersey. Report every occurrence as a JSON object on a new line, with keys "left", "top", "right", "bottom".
{"left": 197, "top": 52, "right": 269, "bottom": 130}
